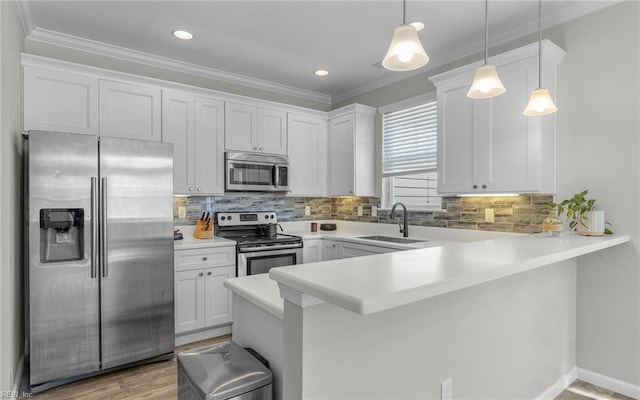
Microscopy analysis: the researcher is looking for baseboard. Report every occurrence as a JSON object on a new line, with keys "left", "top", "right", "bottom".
{"left": 11, "top": 354, "right": 25, "bottom": 396}
{"left": 533, "top": 367, "right": 577, "bottom": 400}
{"left": 577, "top": 367, "right": 640, "bottom": 399}
{"left": 175, "top": 324, "right": 232, "bottom": 346}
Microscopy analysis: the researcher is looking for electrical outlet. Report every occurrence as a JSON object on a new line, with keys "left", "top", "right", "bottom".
{"left": 357, "top": 206, "right": 363, "bottom": 217}
{"left": 304, "top": 206, "right": 311, "bottom": 216}
{"left": 441, "top": 378, "right": 453, "bottom": 400}
{"left": 485, "top": 208, "right": 495, "bottom": 223}
{"left": 371, "top": 205, "right": 378, "bottom": 217}
{"left": 178, "top": 207, "right": 186, "bottom": 219}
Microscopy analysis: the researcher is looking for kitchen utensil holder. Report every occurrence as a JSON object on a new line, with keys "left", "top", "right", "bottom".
{"left": 193, "top": 219, "right": 213, "bottom": 239}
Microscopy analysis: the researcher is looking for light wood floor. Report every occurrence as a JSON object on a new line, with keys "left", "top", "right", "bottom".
{"left": 28, "top": 337, "right": 633, "bottom": 400}
{"left": 30, "top": 335, "right": 230, "bottom": 400}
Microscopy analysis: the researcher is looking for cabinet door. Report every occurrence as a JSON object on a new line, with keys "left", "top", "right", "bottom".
{"left": 482, "top": 57, "right": 540, "bottom": 192}
{"left": 257, "top": 109, "right": 287, "bottom": 155}
{"left": 302, "top": 239, "right": 323, "bottom": 264}
{"left": 23, "top": 66, "right": 98, "bottom": 135}
{"left": 175, "top": 270, "right": 205, "bottom": 334}
{"left": 99, "top": 80, "right": 161, "bottom": 141}
{"left": 225, "top": 102, "right": 257, "bottom": 152}
{"left": 322, "top": 240, "right": 339, "bottom": 261}
{"left": 204, "top": 266, "right": 235, "bottom": 327}
{"left": 437, "top": 76, "right": 483, "bottom": 194}
{"left": 288, "top": 113, "right": 327, "bottom": 196}
{"left": 162, "top": 91, "right": 195, "bottom": 193}
{"left": 194, "top": 97, "right": 225, "bottom": 195}
{"left": 338, "top": 242, "right": 396, "bottom": 259}
{"left": 327, "top": 114, "right": 355, "bottom": 196}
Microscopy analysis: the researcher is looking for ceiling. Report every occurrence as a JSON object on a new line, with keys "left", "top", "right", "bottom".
{"left": 17, "top": 0, "right": 619, "bottom": 104}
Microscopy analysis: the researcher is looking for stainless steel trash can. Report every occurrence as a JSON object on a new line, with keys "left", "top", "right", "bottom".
{"left": 178, "top": 341, "right": 273, "bottom": 400}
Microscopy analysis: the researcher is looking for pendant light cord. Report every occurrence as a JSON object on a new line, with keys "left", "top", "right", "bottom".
{"left": 538, "top": 0, "right": 542, "bottom": 87}
{"left": 484, "top": 0, "right": 489, "bottom": 64}
{"left": 403, "top": 0, "right": 407, "bottom": 25}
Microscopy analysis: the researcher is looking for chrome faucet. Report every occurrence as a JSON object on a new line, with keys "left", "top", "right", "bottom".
{"left": 390, "top": 202, "right": 409, "bottom": 237}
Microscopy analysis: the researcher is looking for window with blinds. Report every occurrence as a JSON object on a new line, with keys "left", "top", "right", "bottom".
{"left": 381, "top": 100, "right": 442, "bottom": 210}
{"left": 382, "top": 101, "right": 437, "bottom": 177}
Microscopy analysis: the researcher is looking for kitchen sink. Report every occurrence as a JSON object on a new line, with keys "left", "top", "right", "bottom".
{"left": 357, "top": 235, "right": 428, "bottom": 244}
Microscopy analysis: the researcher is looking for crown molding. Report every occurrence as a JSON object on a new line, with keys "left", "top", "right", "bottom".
{"left": 25, "top": 27, "right": 332, "bottom": 105}
{"left": 14, "top": 0, "right": 35, "bottom": 37}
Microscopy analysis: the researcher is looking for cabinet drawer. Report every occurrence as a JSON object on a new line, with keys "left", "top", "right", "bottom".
{"left": 175, "top": 247, "right": 235, "bottom": 271}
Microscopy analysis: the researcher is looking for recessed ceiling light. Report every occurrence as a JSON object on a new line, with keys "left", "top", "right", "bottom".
{"left": 409, "top": 22, "right": 425, "bottom": 32}
{"left": 172, "top": 30, "right": 194, "bottom": 40}
{"left": 314, "top": 70, "right": 329, "bottom": 76}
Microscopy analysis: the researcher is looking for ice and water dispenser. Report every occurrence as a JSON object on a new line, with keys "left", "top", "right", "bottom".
{"left": 39, "top": 208, "right": 84, "bottom": 263}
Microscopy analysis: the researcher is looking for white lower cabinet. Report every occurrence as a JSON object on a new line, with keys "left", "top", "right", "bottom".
{"left": 302, "top": 239, "right": 324, "bottom": 263}
{"left": 322, "top": 240, "right": 339, "bottom": 261}
{"left": 174, "top": 246, "right": 235, "bottom": 335}
{"left": 338, "top": 241, "right": 396, "bottom": 259}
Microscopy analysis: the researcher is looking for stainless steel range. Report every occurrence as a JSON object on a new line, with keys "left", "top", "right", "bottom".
{"left": 216, "top": 211, "right": 303, "bottom": 276}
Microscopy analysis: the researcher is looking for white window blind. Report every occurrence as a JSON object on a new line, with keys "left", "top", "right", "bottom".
{"left": 382, "top": 101, "right": 437, "bottom": 177}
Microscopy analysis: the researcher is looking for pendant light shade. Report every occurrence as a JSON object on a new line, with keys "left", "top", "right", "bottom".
{"left": 467, "top": 64, "right": 506, "bottom": 98}
{"left": 382, "top": 0, "right": 429, "bottom": 72}
{"left": 523, "top": 88, "right": 557, "bottom": 116}
{"left": 467, "top": 0, "right": 505, "bottom": 99}
{"left": 524, "top": 0, "right": 557, "bottom": 116}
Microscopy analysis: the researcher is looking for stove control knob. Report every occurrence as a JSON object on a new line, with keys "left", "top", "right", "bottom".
{"left": 270, "top": 215, "right": 275, "bottom": 219}
{"left": 228, "top": 216, "right": 232, "bottom": 220}
{"left": 221, "top": 216, "right": 226, "bottom": 221}
{"left": 265, "top": 215, "right": 269, "bottom": 219}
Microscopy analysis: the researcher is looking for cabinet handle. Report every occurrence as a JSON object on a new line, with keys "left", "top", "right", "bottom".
{"left": 349, "top": 190, "right": 353, "bottom": 194}
{"left": 202, "top": 256, "right": 208, "bottom": 261}
{"left": 198, "top": 272, "right": 204, "bottom": 277}
{"left": 473, "top": 185, "right": 478, "bottom": 189}
{"left": 259, "top": 147, "right": 263, "bottom": 151}
{"left": 189, "top": 187, "right": 194, "bottom": 191}
{"left": 482, "top": 184, "right": 487, "bottom": 189}
{"left": 207, "top": 271, "right": 212, "bottom": 276}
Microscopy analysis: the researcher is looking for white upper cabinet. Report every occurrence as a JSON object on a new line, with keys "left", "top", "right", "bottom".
{"left": 225, "top": 102, "right": 287, "bottom": 155}
{"left": 327, "top": 104, "right": 376, "bottom": 196}
{"left": 430, "top": 40, "right": 565, "bottom": 195}
{"left": 162, "top": 90, "right": 225, "bottom": 195}
{"left": 287, "top": 113, "right": 327, "bottom": 196}
{"left": 23, "top": 66, "right": 99, "bottom": 135}
{"left": 99, "top": 80, "right": 162, "bottom": 141}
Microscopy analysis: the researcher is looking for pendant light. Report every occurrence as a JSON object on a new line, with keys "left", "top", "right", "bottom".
{"left": 523, "top": 0, "right": 557, "bottom": 116}
{"left": 467, "top": 0, "right": 505, "bottom": 98}
{"left": 382, "top": 0, "right": 429, "bottom": 72}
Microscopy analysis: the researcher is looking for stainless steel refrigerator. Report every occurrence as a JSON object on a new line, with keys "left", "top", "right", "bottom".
{"left": 26, "top": 130, "right": 175, "bottom": 390}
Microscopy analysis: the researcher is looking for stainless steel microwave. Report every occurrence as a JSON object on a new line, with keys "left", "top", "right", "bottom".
{"left": 225, "top": 152, "right": 289, "bottom": 192}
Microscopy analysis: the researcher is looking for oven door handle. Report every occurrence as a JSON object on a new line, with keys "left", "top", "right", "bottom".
{"left": 273, "top": 165, "right": 279, "bottom": 188}
{"left": 240, "top": 242, "right": 303, "bottom": 252}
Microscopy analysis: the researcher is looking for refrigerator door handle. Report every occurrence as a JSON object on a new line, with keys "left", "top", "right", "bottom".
{"left": 100, "top": 177, "right": 109, "bottom": 278}
{"left": 91, "top": 177, "right": 98, "bottom": 279}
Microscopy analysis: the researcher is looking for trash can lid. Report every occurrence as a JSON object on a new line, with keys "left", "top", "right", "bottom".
{"left": 178, "top": 341, "right": 272, "bottom": 400}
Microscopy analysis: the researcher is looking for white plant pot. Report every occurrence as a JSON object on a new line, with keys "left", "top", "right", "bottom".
{"left": 577, "top": 210, "right": 605, "bottom": 236}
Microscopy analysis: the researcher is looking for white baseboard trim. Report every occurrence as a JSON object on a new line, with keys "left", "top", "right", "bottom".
{"left": 11, "top": 354, "right": 25, "bottom": 395}
{"left": 533, "top": 367, "right": 577, "bottom": 400}
{"left": 175, "top": 324, "right": 232, "bottom": 347}
{"left": 577, "top": 367, "right": 640, "bottom": 399}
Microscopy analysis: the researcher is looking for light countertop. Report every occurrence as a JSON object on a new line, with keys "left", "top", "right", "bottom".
{"left": 223, "top": 274, "right": 284, "bottom": 319}
{"left": 269, "top": 232, "right": 629, "bottom": 315}
{"left": 173, "top": 225, "right": 236, "bottom": 250}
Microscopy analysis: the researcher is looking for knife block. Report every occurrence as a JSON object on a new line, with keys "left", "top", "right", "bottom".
{"left": 193, "top": 219, "right": 213, "bottom": 239}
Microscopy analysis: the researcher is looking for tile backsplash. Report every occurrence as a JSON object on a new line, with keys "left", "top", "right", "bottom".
{"left": 174, "top": 194, "right": 551, "bottom": 234}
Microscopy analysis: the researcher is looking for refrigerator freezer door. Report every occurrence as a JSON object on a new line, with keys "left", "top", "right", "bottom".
{"left": 28, "top": 131, "right": 100, "bottom": 385}
{"left": 99, "top": 137, "right": 175, "bottom": 369}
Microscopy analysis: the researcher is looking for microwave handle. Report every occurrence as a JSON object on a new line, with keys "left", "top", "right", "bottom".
{"left": 273, "top": 165, "right": 279, "bottom": 188}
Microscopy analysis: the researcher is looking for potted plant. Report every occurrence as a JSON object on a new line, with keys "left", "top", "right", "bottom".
{"left": 545, "top": 190, "right": 612, "bottom": 236}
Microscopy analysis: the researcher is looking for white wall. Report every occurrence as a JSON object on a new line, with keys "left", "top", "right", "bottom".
{"left": 337, "top": 0, "right": 640, "bottom": 387}
{"left": 0, "top": 0, "right": 25, "bottom": 392}
{"left": 284, "top": 260, "right": 577, "bottom": 399}
{"left": 552, "top": 1, "right": 640, "bottom": 385}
